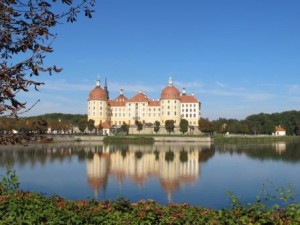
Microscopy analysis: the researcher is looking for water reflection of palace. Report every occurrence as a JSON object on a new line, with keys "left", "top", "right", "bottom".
{"left": 86, "top": 143, "right": 213, "bottom": 201}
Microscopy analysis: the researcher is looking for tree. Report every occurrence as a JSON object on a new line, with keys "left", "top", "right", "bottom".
{"left": 135, "top": 120, "right": 143, "bottom": 134}
{"left": 165, "top": 120, "right": 175, "bottom": 134}
{"left": 1, "top": 0, "right": 94, "bottom": 116}
{"left": 48, "top": 119, "right": 69, "bottom": 133}
{"left": 87, "top": 119, "right": 95, "bottom": 132}
{"left": 154, "top": 121, "right": 160, "bottom": 134}
{"left": 198, "top": 118, "right": 215, "bottom": 134}
{"left": 179, "top": 119, "right": 188, "bottom": 134}
{"left": 0, "top": 117, "right": 15, "bottom": 133}
{"left": 120, "top": 122, "right": 129, "bottom": 135}
{"left": 97, "top": 123, "right": 103, "bottom": 134}
{"left": 214, "top": 118, "right": 229, "bottom": 134}
{"left": 189, "top": 125, "right": 195, "bottom": 134}
{"left": 295, "top": 122, "right": 300, "bottom": 136}
{"left": 78, "top": 119, "right": 86, "bottom": 133}
{"left": 32, "top": 119, "right": 48, "bottom": 134}
{"left": 246, "top": 113, "right": 267, "bottom": 134}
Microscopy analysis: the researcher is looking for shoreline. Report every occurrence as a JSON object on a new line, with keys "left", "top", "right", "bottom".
{"left": 73, "top": 135, "right": 213, "bottom": 143}
{"left": 0, "top": 134, "right": 299, "bottom": 147}
{"left": 69, "top": 134, "right": 299, "bottom": 144}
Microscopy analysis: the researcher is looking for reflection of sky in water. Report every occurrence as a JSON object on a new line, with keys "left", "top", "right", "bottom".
{"left": 0, "top": 142, "right": 299, "bottom": 209}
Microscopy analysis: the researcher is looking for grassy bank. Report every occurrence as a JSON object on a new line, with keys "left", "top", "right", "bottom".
{"left": 103, "top": 135, "right": 155, "bottom": 144}
{"left": 102, "top": 134, "right": 300, "bottom": 145}
{"left": 102, "top": 134, "right": 212, "bottom": 144}
{"left": 103, "top": 134, "right": 300, "bottom": 145}
{"left": 213, "top": 135, "right": 300, "bottom": 144}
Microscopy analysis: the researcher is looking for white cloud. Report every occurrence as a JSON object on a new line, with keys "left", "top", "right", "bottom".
{"left": 108, "top": 81, "right": 160, "bottom": 94}
{"left": 241, "top": 92, "right": 274, "bottom": 101}
{"left": 198, "top": 84, "right": 275, "bottom": 101}
{"left": 173, "top": 81, "right": 203, "bottom": 89}
{"left": 290, "top": 96, "right": 300, "bottom": 103}
{"left": 40, "top": 80, "right": 91, "bottom": 92}
{"left": 285, "top": 84, "right": 300, "bottom": 94}
{"left": 200, "top": 88, "right": 236, "bottom": 97}
{"left": 215, "top": 81, "right": 226, "bottom": 88}
{"left": 21, "top": 97, "right": 86, "bottom": 117}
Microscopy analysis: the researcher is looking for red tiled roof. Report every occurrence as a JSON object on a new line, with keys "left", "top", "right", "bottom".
{"left": 128, "top": 92, "right": 149, "bottom": 102}
{"left": 109, "top": 100, "right": 126, "bottom": 107}
{"left": 275, "top": 126, "right": 286, "bottom": 132}
{"left": 88, "top": 86, "right": 107, "bottom": 101}
{"left": 161, "top": 86, "right": 180, "bottom": 100}
{"left": 180, "top": 95, "right": 199, "bottom": 103}
{"left": 115, "top": 94, "right": 128, "bottom": 102}
{"left": 109, "top": 95, "right": 128, "bottom": 106}
{"left": 148, "top": 100, "right": 160, "bottom": 106}
{"left": 99, "top": 121, "right": 111, "bottom": 129}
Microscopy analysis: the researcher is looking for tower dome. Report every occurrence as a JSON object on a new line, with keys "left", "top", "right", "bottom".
{"left": 88, "top": 79, "right": 108, "bottom": 101}
{"left": 160, "top": 77, "right": 180, "bottom": 99}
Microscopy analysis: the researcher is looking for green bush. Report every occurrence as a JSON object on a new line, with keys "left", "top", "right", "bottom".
{"left": 0, "top": 164, "right": 19, "bottom": 194}
{"left": 0, "top": 189, "right": 299, "bottom": 224}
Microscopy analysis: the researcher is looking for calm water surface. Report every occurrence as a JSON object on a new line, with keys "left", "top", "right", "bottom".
{"left": 0, "top": 141, "right": 299, "bottom": 209}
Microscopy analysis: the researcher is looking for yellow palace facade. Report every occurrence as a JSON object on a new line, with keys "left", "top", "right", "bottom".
{"left": 87, "top": 77, "right": 201, "bottom": 129}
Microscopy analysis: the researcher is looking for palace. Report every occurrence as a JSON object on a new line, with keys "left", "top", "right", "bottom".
{"left": 87, "top": 77, "right": 201, "bottom": 131}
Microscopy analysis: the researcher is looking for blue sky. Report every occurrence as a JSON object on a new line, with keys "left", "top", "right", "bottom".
{"left": 19, "top": 0, "right": 300, "bottom": 120}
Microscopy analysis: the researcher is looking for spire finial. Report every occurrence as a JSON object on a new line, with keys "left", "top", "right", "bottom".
{"left": 168, "top": 76, "right": 173, "bottom": 86}
{"left": 96, "top": 75, "right": 100, "bottom": 87}
{"left": 104, "top": 77, "right": 109, "bottom": 99}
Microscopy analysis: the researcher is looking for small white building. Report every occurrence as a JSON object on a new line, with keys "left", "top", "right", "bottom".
{"left": 274, "top": 125, "right": 286, "bottom": 136}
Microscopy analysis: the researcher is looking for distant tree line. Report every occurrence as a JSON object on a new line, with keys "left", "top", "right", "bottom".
{"left": 198, "top": 110, "right": 300, "bottom": 135}
{"left": 2, "top": 110, "right": 300, "bottom": 136}
{"left": 0, "top": 113, "right": 87, "bottom": 134}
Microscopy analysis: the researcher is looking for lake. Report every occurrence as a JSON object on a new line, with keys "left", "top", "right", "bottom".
{"left": 0, "top": 141, "right": 299, "bottom": 209}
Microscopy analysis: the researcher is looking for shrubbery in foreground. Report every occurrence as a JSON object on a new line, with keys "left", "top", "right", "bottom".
{"left": 0, "top": 190, "right": 299, "bottom": 224}
{"left": 1, "top": 169, "right": 300, "bottom": 224}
